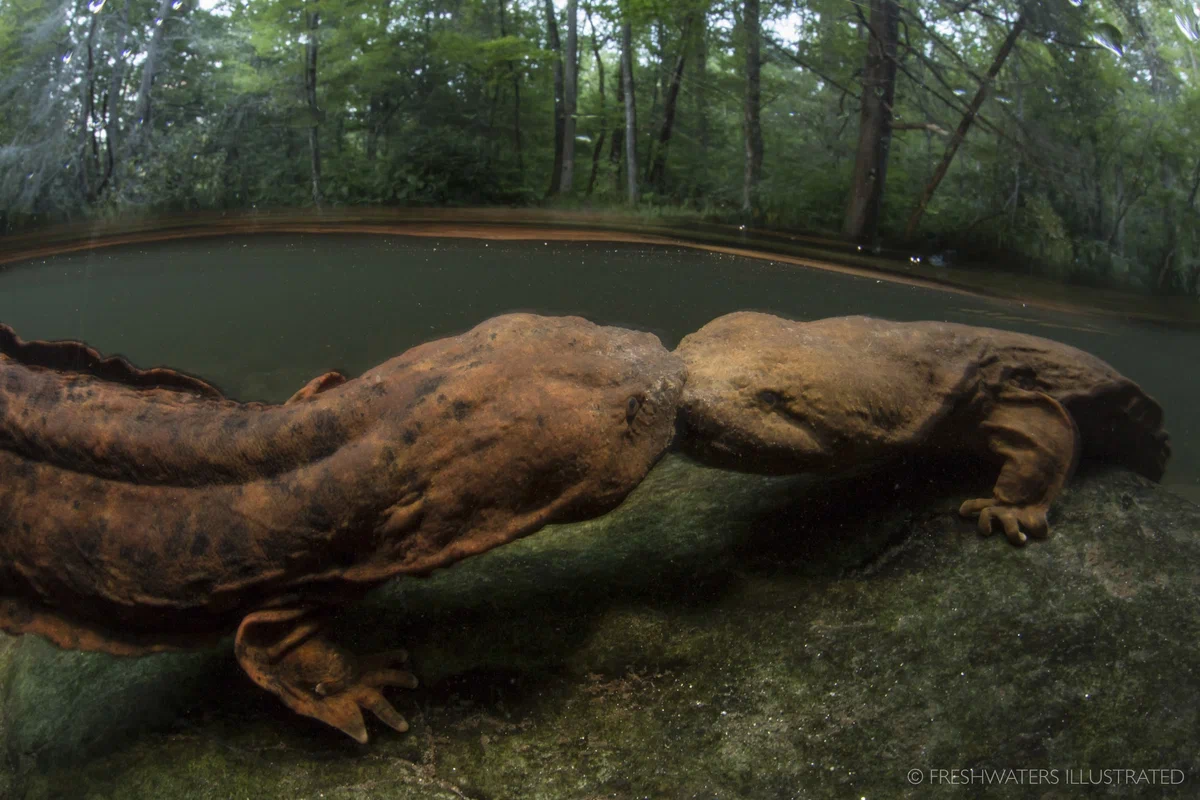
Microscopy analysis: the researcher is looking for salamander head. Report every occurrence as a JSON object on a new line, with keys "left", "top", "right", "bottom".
{"left": 674, "top": 312, "right": 853, "bottom": 473}
{"left": 378, "top": 313, "right": 688, "bottom": 522}
{"left": 518, "top": 314, "right": 689, "bottom": 499}
{"left": 523, "top": 314, "right": 686, "bottom": 504}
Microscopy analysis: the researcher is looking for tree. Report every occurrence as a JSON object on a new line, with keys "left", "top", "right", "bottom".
{"left": 127, "top": 0, "right": 176, "bottom": 154}
{"left": 904, "top": 9, "right": 1028, "bottom": 238}
{"left": 742, "top": 0, "right": 762, "bottom": 214}
{"left": 584, "top": 7, "right": 609, "bottom": 196}
{"left": 304, "top": 0, "right": 323, "bottom": 206}
{"left": 620, "top": 16, "right": 638, "bottom": 203}
{"left": 499, "top": 0, "right": 524, "bottom": 177}
{"left": 1, "top": 0, "right": 1195, "bottom": 299}
{"left": 647, "top": 13, "right": 693, "bottom": 192}
{"left": 99, "top": 0, "right": 135, "bottom": 197}
{"left": 842, "top": 0, "right": 899, "bottom": 244}
{"left": 560, "top": 0, "right": 578, "bottom": 192}
{"left": 544, "top": 0, "right": 565, "bottom": 195}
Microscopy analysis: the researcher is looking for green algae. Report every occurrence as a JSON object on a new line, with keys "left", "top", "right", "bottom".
{"left": 3, "top": 455, "right": 1199, "bottom": 799}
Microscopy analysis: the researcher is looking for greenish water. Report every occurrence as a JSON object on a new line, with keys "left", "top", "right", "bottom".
{"left": 1, "top": 233, "right": 1196, "bottom": 498}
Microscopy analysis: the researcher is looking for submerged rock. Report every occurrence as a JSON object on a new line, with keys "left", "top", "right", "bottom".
{"left": 2, "top": 454, "right": 1198, "bottom": 799}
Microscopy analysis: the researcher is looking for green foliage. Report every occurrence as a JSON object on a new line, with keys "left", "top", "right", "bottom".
{"left": 1016, "top": 193, "right": 1075, "bottom": 279}
{"left": 0, "top": 0, "right": 1196, "bottom": 297}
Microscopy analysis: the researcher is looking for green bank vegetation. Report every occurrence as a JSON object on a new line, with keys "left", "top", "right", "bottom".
{"left": 1, "top": 0, "right": 1197, "bottom": 295}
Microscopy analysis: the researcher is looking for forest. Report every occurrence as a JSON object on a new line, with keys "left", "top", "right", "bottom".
{"left": 0, "top": 0, "right": 1197, "bottom": 294}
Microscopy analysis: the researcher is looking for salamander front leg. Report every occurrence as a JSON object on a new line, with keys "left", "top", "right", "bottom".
{"left": 234, "top": 608, "right": 418, "bottom": 743}
{"left": 957, "top": 390, "right": 1081, "bottom": 546}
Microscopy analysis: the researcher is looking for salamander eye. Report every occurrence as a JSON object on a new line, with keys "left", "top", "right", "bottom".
{"left": 625, "top": 395, "right": 642, "bottom": 421}
{"left": 758, "top": 389, "right": 781, "bottom": 408}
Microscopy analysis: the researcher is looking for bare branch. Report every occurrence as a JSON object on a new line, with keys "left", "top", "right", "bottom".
{"left": 893, "top": 122, "right": 950, "bottom": 135}
{"left": 764, "top": 36, "right": 860, "bottom": 101}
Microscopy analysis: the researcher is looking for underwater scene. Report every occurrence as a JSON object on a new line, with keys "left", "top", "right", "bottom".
{"left": 1, "top": 0, "right": 1199, "bottom": 797}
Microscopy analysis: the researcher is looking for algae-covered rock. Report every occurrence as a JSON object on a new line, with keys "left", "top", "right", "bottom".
{"left": 2, "top": 454, "right": 1198, "bottom": 799}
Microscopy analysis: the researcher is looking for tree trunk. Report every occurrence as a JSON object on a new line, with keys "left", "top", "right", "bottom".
{"left": 366, "top": 100, "right": 378, "bottom": 162}
{"left": 305, "top": 0, "right": 323, "bottom": 207}
{"left": 1187, "top": 156, "right": 1200, "bottom": 211}
{"left": 842, "top": 0, "right": 899, "bottom": 243}
{"left": 1108, "top": 162, "right": 1126, "bottom": 249}
{"left": 1106, "top": 161, "right": 1143, "bottom": 252}
{"left": 500, "top": 0, "right": 523, "bottom": 177}
{"left": 97, "top": 0, "right": 133, "bottom": 196}
{"left": 642, "top": 22, "right": 664, "bottom": 183}
{"left": 610, "top": 62, "right": 625, "bottom": 188}
{"left": 695, "top": 10, "right": 709, "bottom": 157}
{"left": 1008, "top": 58, "right": 1023, "bottom": 222}
{"left": 128, "top": 0, "right": 175, "bottom": 151}
{"left": 366, "top": 98, "right": 381, "bottom": 161}
{"left": 1155, "top": 161, "right": 1177, "bottom": 289}
{"left": 742, "top": 0, "right": 763, "bottom": 214}
{"left": 586, "top": 14, "right": 607, "bottom": 197}
{"left": 647, "top": 16, "right": 692, "bottom": 193}
{"left": 487, "top": 81, "right": 503, "bottom": 131}
{"left": 559, "top": 0, "right": 578, "bottom": 193}
{"left": 544, "top": 0, "right": 564, "bottom": 195}
{"left": 904, "top": 11, "right": 1027, "bottom": 239}
{"left": 513, "top": 79, "right": 524, "bottom": 177}
{"left": 365, "top": 0, "right": 394, "bottom": 163}
{"left": 621, "top": 20, "right": 638, "bottom": 204}
{"left": 78, "top": 9, "right": 100, "bottom": 203}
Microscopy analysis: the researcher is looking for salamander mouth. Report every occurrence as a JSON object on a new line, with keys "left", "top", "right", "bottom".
{"left": 770, "top": 403, "right": 832, "bottom": 455}
{"left": 674, "top": 401, "right": 751, "bottom": 468}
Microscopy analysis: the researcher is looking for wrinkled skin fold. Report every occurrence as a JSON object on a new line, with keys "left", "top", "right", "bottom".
{"left": 0, "top": 314, "right": 686, "bottom": 742}
{"left": 675, "top": 312, "right": 1170, "bottom": 546}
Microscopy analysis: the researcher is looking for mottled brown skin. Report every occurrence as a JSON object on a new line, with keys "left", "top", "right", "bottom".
{"left": 0, "top": 315, "right": 686, "bottom": 742}
{"left": 676, "top": 312, "right": 1170, "bottom": 545}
